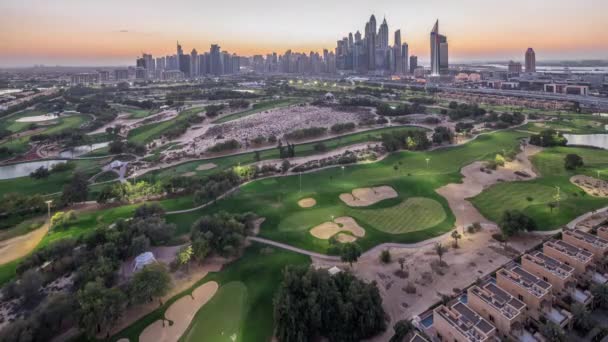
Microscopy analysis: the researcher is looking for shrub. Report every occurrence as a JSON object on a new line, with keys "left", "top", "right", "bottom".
{"left": 380, "top": 249, "right": 391, "bottom": 264}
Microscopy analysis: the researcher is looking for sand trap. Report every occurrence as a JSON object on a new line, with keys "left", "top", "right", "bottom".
{"left": 335, "top": 233, "right": 357, "bottom": 243}
{"left": 16, "top": 113, "right": 59, "bottom": 122}
{"left": 140, "top": 281, "right": 219, "bottom": 342}
{"left": 116, "top": 339, "right": 129, "bottom": 342}
{"left": 298, "top": 198, "right": 316, "bottom": 208}
{"left": 310, "top": 216, "right": 365, "bottom": 242}
{"left": 182, "top": 172, "right": 196, "bottom": 177}
{"left": 196, "top": 163, "right": 217, "bottom": 171}
{"left": 0, "top": 223, "right": 48, "bottom": 265}
{"left": 339, "top": 186, "right": 398, "bottom": 207}
{"left": 571, "top": 175, "right": 608, "bottom": 197}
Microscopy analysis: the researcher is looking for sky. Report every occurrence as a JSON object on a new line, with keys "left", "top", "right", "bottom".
{"left": 0, "top": 0, "right": 607, "bottom": 67}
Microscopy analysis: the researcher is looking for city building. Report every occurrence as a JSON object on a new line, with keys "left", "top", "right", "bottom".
{"left": 410, "top": 55, "right": 418, "bottom": 74}
{"left": 543, "top": 239, "right": 594, "bottom": 277}
{"left": 401, "top": 43, "right": 409, "bottom": 74}
{"left": 433, "top": 301, "right": 496, "bottom": 342}
{"left": 114, "top": 69, "right": 129, "bottom": 81}
{"left": 562, "top": 229, "right": 608, "bottom": 262}
{"left": 466, "top": 281, "right": 527, "bottom": 341}
{"left": 598, "top": 226, "right": 608, "bottom": 240}
{"left": 98, "top": 70, "right": 110, "bottom": 82}
{"left": 366, "top": 15, "right": 377, "bottom": 71}
{"left": 210, "top": 44, "right": 223, "bottom": 75}
{"left": 521, "top": 252, "right": 576, "bottom": 297}
{"left": 70, "top": 73, "right": 99, "bottom": 85}
{"left": 544, "top": 83, "right": 589, "bottom": 96}
{"left": 496, "top": 265, "right": 552, "bottom": 321}
{"left": 508, "top": 61, "right": 522, "bottom": 74}
{"left": 525, "top": 48, "right": 536, "bottom": 73}
{"left": 430, "top": 20, "right": 448, "bottom": 75}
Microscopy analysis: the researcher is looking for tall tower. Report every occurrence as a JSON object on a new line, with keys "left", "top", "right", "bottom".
{"left": 525, "top": 48, "right": 536, "bottom": 73}
{"left": 367, "top": 15, "right": 376, "bottom": 71}
{"left": 176, "top": 41, "right": 183, "bottom": 71}
{"left": 430, "top": 20, "right": 441, "bottom": 76}
{"left": 190, "top": 49, "right": 198, "bottom": 77}
{"left": 378, "top": 17, "right": 389, "bottom": 49}
{"left": 393, "top": 30, "right": 402, "bottom": 74}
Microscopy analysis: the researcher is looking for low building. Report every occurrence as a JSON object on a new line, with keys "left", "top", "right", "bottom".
{"left": 598, "top": 226, "right": 608, "bottom": 240}
{"left": 563, "top": 229, "right": 608, "bottom": 262}
{"left": 521, "top": 251, "right": 575, "bottom": 297}
{"left": 467, "top": 281, "right": 527, "bottom": 341}
{"left": 544, "top": 83, "right": 589, "bottom": 96}
{"left": 433, "top": 302, "right": 496, "bottom": 342}
{"left": 543, "top": 239, "right": 594, "bottom": 277}
{"left": 496, "top": 265, "right": 552, "bottom": 321}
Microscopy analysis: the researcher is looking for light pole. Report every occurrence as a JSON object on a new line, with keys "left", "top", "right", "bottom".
{"left": 132, "top": 171, "right": 137, "bottom": 186}
{"left": 45, "top": 200, "right": 53, "bottom": 221}
{"left": 597, "top": 170, "right": 602, "bottom": 180}
{"left": 341, "top": 166, "right": 345, "bottom": 176}
{"left": 425, "top": 158, "right": 430, "bottom": 169}
{"left": 299, "top": 172, "right": 302, "bottom": 193}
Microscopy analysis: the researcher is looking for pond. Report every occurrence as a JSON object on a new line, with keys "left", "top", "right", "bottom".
{"left": 0, "top": 160, "right": 66, "bottom": 180}
{"left": 59, "top": 142, "right": 110, "bottom": 158}
{"left": 564, "top": 134, "right": 608, "bottom": 149}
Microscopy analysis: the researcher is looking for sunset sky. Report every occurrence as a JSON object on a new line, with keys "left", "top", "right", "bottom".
{"left": 1, "top": 0, "right": 606, "bottom": 67}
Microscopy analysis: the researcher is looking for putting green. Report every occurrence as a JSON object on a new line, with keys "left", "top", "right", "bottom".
{"left": 349, "top": 197, "right": 446, "bottom": 234}
{"left": 182, "top": 281, "right": 247, "bottom": 342}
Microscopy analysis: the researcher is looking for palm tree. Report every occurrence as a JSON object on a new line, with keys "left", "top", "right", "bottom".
{"left": 434, "top": 243, "right": 447, "bottom": 264}
{"left": 451, "top": 230, "right": 462, "bottom": 248}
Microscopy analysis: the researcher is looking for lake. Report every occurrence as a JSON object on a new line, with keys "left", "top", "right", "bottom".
{"left": 59, "top": 142, "right": 110, "bottom": 158}
{"left": 0, "top": 160, "right": 66, "bottom": 180}
{"left": 564, "top": 134, "right": 608, "bottom": 149}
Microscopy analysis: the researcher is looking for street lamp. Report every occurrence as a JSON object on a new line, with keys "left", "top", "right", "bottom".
{"left": 299, "top": 172, "right": 302, "bottom": 193}
{"left": 597, "top": 170, "right": 602, "bottom": 179}
{"left": 425, "top": 158, "right": 430, "bottom": 168}
{"left": 341, "top": 166, "right": 345, "bottom": 176}
{"left": 45, "top": 200, "right": 53, "bottom": 220}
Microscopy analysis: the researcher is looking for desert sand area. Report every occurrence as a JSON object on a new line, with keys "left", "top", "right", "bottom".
{"left": 0, "top": 223, "right": 48, "bottom": 265}
{"left": 339, "top": 186, "right": 398, "bottom": 207}
{"left": 312, "top": 224, "right": 546, "bottom": 342}
{"left": 297, "top": 197, "right": 316, "bottom": 208}
{"left": 139, "top": 281, "right": 219, "bottom": 342}
{"left": 571, "top": 175, "right": 608, "bottom": 197}
{"left": 309, "top": 216, "right": 365, "bottom": 241}
{"left": 436, "top": 143, "right": 542, "bottom": 228}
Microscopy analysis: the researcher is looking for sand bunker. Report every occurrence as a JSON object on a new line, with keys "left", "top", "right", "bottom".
{"left": 310, "top": 217, "right": 365, "bottom": 242}
{"left": 16, "top": 114, "right": 59, "bottom": 122}
{"left": 195, "top": 163, "right": 217, "bottom": 171}
{"left": 0, "top": 223, "right": 48, "bottom": 265}
{"left": 339, "top": 186, "right": 398, "bottom": 207}
{"left": 182, "top": 172, "right": 196, "bottom": 177}
{"left": 298, "top": 198, "right": 316, "bottom": 208}
{"left": 139, "top": 281, "right": 219, "bottom": 342}
{"left": 571, "top": 175, "right": 608, "bottom": 197}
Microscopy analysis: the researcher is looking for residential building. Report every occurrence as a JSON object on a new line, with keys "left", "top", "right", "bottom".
{"left": 70, "top": 73, "right": 99, "bottom": 85}
{"left": 598, "top": 226, "right": 608, "bottom": 240}
{"left": 525, "top": 48, "right": 536, "bottom": 73}
{"left": 467, "top": 281, "right": 527, "bottom": 340}
{"left": 114, "top": 69, "right": 129, "bottom": 81}
{"left": 508, "top": 61, "right": 522, "bottom": 74}
{"left": 410, "top": 55, "right": 418, "bottom": 74}
{"left": 496, "top": 265, "right": 552, "bottom": 321}
{"left": 544, "top": 83, "right": 589, "bottom": 96}
{"left": 563, "top": 229, "right": 608, "bottom": 262}
{"left": 433, "top": 301, "right": 496, "bottom": 342}
{"left": 521, "top": 251, "right": 576, "bottom": 296}
{"left": 543, "top": 239, "right": 594, "bottom": 277}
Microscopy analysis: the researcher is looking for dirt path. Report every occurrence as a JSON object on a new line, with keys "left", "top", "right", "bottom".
{"left": 0, "top": 222, "right": 49, "bottom": 265}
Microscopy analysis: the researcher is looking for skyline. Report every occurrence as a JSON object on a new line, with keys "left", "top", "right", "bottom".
{"left": 1, "top": 0, "right": 607, "bottom": 67}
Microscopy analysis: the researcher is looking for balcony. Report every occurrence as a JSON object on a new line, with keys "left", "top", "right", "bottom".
{"left": 545, "top": 307, "right": 571, "bottom": 328}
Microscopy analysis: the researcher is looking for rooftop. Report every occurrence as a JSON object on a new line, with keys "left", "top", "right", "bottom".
{"left": 524, "top": 251, "right": 574, "bottom": 280}
{"left": 564, "top": 229, "right": 608, "bottom": 250}
{"left": 435, "top": 302, "right": 495, "bottom": 341}
{"left": 469, "top": 282, "right": 525, "bottom": 320}
{"left": 544, "top": 239, "right": 593, "bottom": 263}
{"left": 598, "top": 226, "right": 608, "bottom": 239}
{"left": 498, "top": 265, "right": 551, "bottom": 298}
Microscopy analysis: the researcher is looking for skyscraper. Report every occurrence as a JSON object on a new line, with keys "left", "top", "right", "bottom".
{"left": 378, "top": 17, "right": 389, "bottom": 49}
{"left": 525, "top": 48, "right": 536, "bottom": 73}
{"left": 439, "top": 35, "right": 449, "bottom": 72}
{"left": 190, "top": 49, "right": 198, "bottom": 77}
{"left": 430, "top": 20, "right": 447, "bottom": 76}
{"left": 210, "top": 44, "right": 223, "bottom": 75}
{"left": 401, "top": 43, "right": 409, "bottom": 74}
{"left": 176, "top": 41, "right": 183, "bottom": 71}
{"left": 409, "top": 55, "right": 418, "bottom": 74}
{"left": 366, "top": 15, "right": 376, "bottom": 71}
{"left": 393, "top": 30, "right": 402, "bottom": 74}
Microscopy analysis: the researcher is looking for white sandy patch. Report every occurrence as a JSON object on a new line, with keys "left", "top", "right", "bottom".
{"left": 0, "top": 223, "right": 48, "bottom": 265}
{"left": 139, "top": 281, "right": 219, "bottom": 342}
{"left": 571, "top": 175, "right": 608, "bottom": 197}
{"left": 116, "top": 339, "right": 129, "bottom": 342}
{"left": 297, "top": 198, "right": 316, "bottom": 208}
{"left": 195, "top": 163, "right": 217, "bottom": 171}
{"left": 335, "top": 233, "right": 357, "bottom": 243}
{"left": 309, "top": 216, "right": 365, "bottom": 242}
{"left": 339, "top": 186, "right": 398, "bottom": 207}
{"left": 16, "top": 113, "right": 59, "bottom": 122}
{"left": 182, "top": 172, "right": 196, "bottom": 177}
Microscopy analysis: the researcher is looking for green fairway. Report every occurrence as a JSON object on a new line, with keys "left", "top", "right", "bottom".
{"left": 213, "top": 98, "right": 302, "bottom": 123}
{"left": 128, "top": 107, "right": 203, "bottom": 144}
{"left": 182, "top": 282, "right": 247, "bottom": 342}
{"left": 112, "top": 243, "right": 310, "bottom": 342}
{"left": 472, "top": 145, "right": 608, "bottom": 230}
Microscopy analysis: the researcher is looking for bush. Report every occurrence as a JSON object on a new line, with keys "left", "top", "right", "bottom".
{"left": 284, "top": 127, "right": 327, "bottom": 140}
{"left": 564, "top": 154, "right": 584, "bottom": 170}
{"left": 380, "top": 249, "right": 391, "bottom": 264}
{"left": 207, "top": 139, "right": 240, "bottom": 153}
{"left": 51, "top": 210, "right": 77, "bottom": 229}
{"left": 314, "top": 142, "right": 327, "bottom": 152}
{"left": 30, "top": 166, "right": 50, "bottom": 179}
{"left": 330, "top": 122, "right": 356, "bottom": 134}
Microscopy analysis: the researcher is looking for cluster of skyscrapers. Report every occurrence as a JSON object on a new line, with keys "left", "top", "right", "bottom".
{"left": 135, "top": 42, "right": 241, "bottom": 80}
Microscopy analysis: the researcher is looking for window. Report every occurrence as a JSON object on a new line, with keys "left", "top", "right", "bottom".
{"left": 518, "top": 294, "right": 524, "bottom": 301}
{"left": 489, "top": 314, "right": 495, "bottom": 323}
{"left": 543, "top": 277, "right": 548, "bottom": 282}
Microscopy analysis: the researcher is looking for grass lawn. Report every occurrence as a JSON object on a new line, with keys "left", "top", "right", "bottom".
{"left": 0, "top": 259, "right": 20, "bottom": 286}
{"left": 128, "top": 107, "right": 203, "bottom": 144}
{"left": 522, "top": 118, "right": 608, "bottom": 134}
{"left": 111, "top": 243, "right": 310, "bottom": 342}
{"left": 471, "top": 145, "right": 608, "bottom": 230}
{"left": 0, "top": 109, "right": 47, "bottom": 133}
{"left": 213, "top": 98, "right": 303, "bottom": 124}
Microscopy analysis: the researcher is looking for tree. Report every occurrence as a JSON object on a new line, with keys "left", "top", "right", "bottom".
{"left": 192, "top": 237, "right": 210, "bottom": 264}
{"left": 500, "top": 210, "right": 537, "bottom": 238}
{"left": 340, "top": 242, "right": 362, "bottom": 266}
{"left": 570, "top": 303, "right": 593, "bottom": 332}
{"left": 389, "top": 320, "right": 414, "bottom": 342}
{"left": 30, "top": 166, "right": 50, "bottom": 179}
{"left": 18, "top": 269, "right": 43, "bottom": 304}
{"left": 539, "top": 321, "right": 566, "bottom": 342}
{"left": 254, "top": 150, "right": 261, "bottom": 162}
{"left": 591, "top": 283, "right": 608, "bottom": 309}
{"left": 564, "top": 154, "right": 584, "bottom": 170}
{"left": 281, "top": 160, "right": 291, "bottom": 173}
{"left": 177, "top": 245, "right": 193, "bottom": 271}
{"left": 398, "top": 257, "right": 405, "bottom": 271}
{"left": 78, "top": 281, "right": 126, "bottom": 336}
{"left": 60, "top": 171, "right": 89, "bottom": 205}
{"left": 190, "top": 211, "right": 253, "bottom": 256}
{"left": 434, "top": 243, "right": 447, "bottom": 263}
{"left": 129, "top": 263, "right": 171, "bottom": 305}
{"left": 380, "top": 249, "right": 391, "bottom": 264}
{"left": 451, "top": 230, "right": 462, "bottom": 248}
{"left": 130, "top": 235, "right": 150, "bottom": 256}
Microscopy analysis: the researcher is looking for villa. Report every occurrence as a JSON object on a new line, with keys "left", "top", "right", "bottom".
{"left": 597, "top": 226, "right": 608, "bottom": 240}
{"left": 433, "top": 301, "right": 496, "bottom": 342}
{"left": 562, "top": 229, "right": 608, "bottom": 262}
{"left": 543, "top": 239, "right": 594, "bottom": 277}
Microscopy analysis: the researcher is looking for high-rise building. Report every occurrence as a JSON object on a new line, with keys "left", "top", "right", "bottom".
{"left": 393, "top": 30, "right": 402, "bottom": 74}
{"left": 525, "top": 48, "right": 536, "bottom": 73}
{"left": 409, "top": 55, "right": 418, "bottom": 74}
{"left": 176, "top": 41, "right": 183, "bottom": 71}
{"left": 378, "top": 17, "right": 389, "bottom": 49}
{"left": 114, "top": 69, "right": 129, "bottom": 81}
{"left": 430, "top": 20, "right": 448, "bottom": 75}
{"left": 401, "top": 43, "right": 409, "bottom": 74}
{"left": 190, "top": 49, "right": 199, "bottom": 77}
{"left": 508, "top": 61, "right": 522, "bottom": 74}
{"left": 210, "top": 44, "right": 223, "bottom": 75}
{"left": 366, "top": 15, "right": 376, "bottom": 71}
